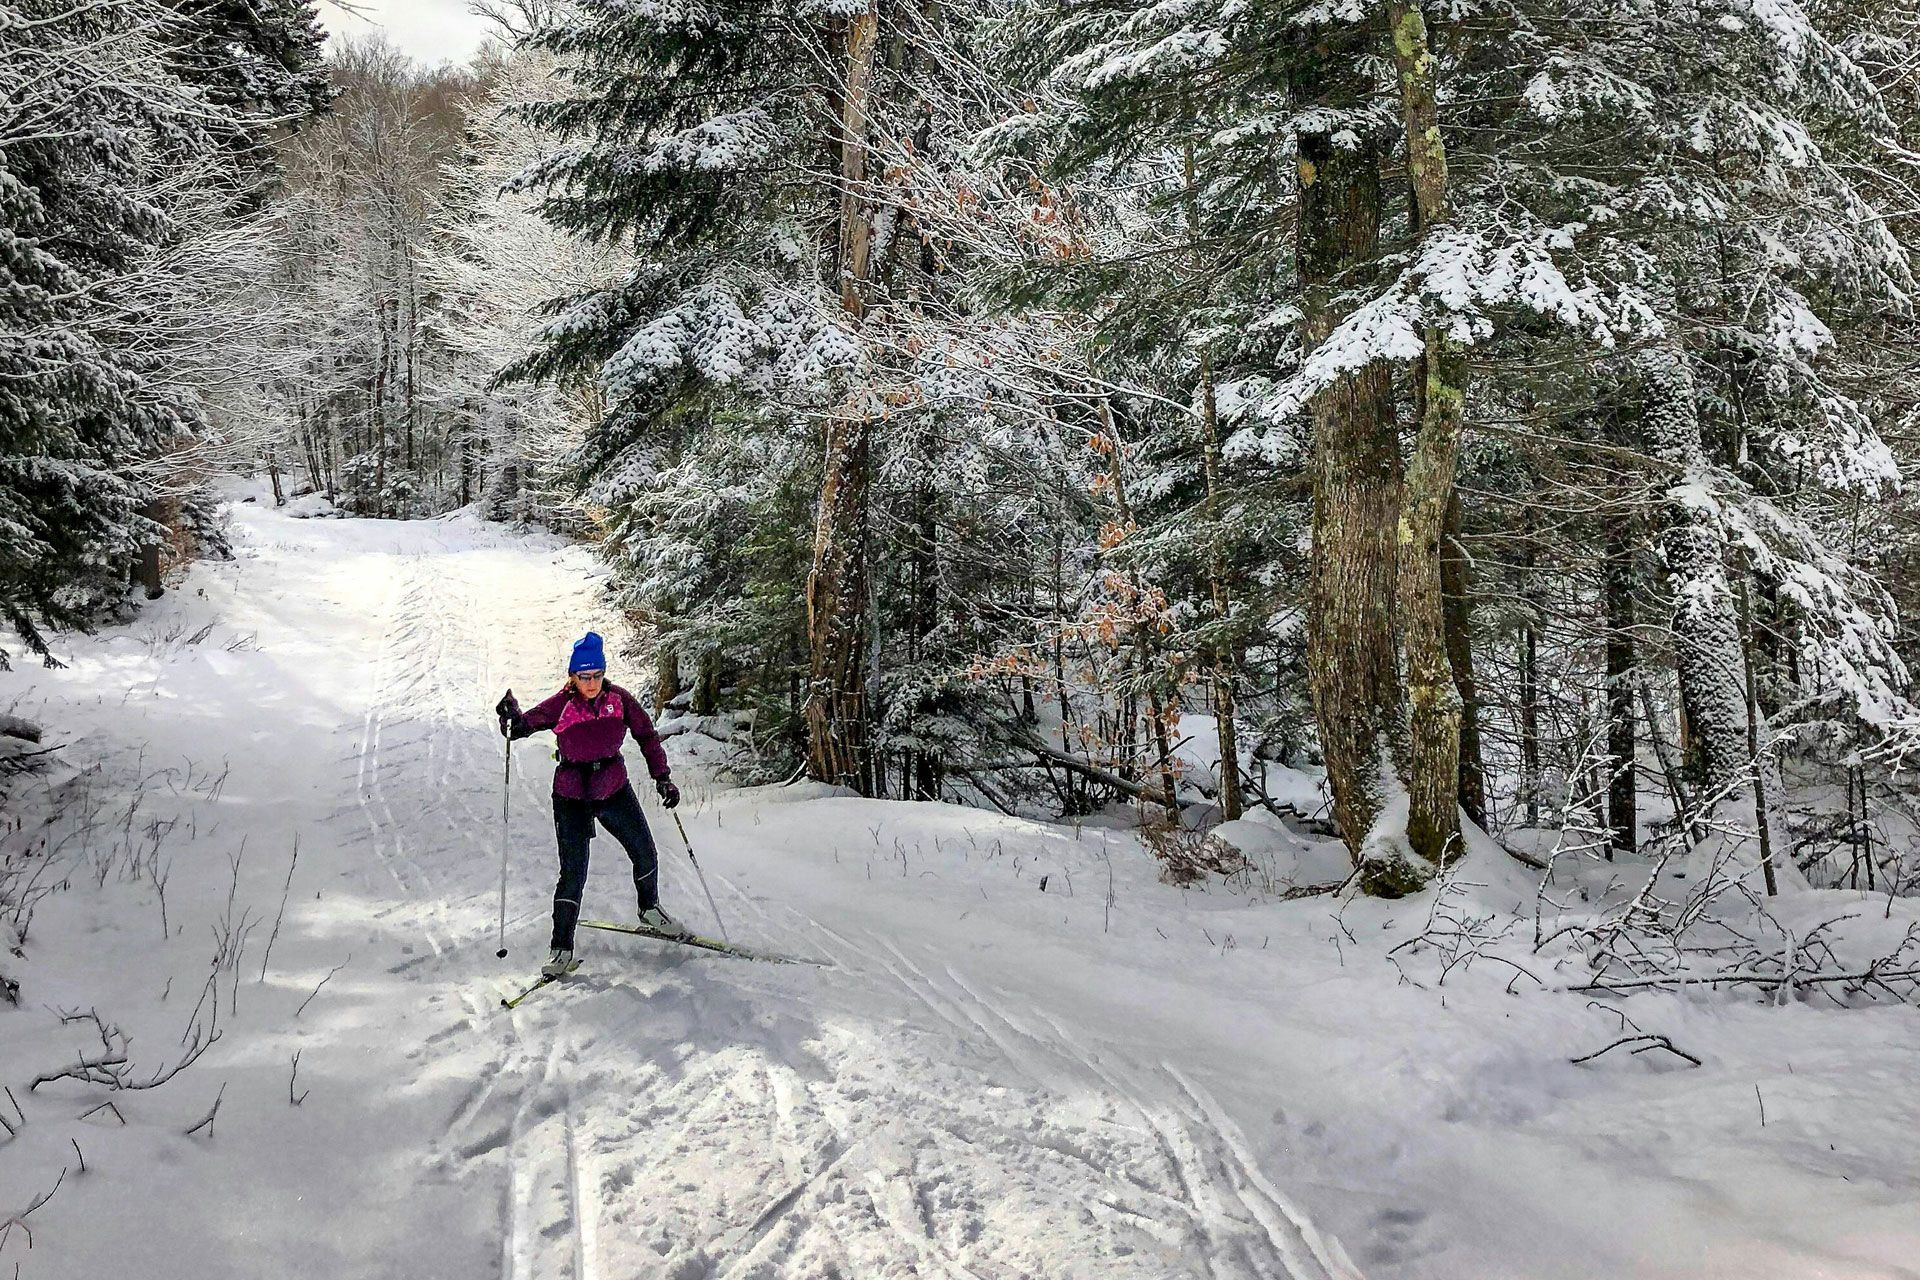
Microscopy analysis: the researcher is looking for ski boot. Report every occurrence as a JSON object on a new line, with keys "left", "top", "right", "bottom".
{"left": 541, "top": 949, "right": 581, "bottom": 978}
{"left": 638, "top": 907, "right": 690, "bottom": 940}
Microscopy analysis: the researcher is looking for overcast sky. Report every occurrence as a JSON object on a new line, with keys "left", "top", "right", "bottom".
{"left": 316, "top": 0, "right": 494, "bottom": 66}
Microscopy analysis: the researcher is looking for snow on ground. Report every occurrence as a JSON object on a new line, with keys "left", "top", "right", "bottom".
{"left": 3, "top": 501, "right": 1918, "bottom": 1279}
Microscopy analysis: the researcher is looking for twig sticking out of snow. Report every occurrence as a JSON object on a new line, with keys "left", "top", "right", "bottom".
{"left": 184, "top": 1082, "right": 226, "bottom": 1138}
{"left": 1569, "top": 1033, "right": 1702, "bottom": 1068}
{"left": 258, "top": 836, "right": 300, "bottom": 984}
{"left": 0, "top": 1165, "right": 67, "bottom": 1252}
{"left": 78, "top": 1100, "right": 125, "bottom": 1125}
{"left": 295, "top": 954, "right": 351, "bottom": 1019}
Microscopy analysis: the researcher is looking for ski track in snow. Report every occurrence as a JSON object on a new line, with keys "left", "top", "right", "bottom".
{"left": 315, "top": 513, "right": 1359, "bottom": 1279}
{"left": 1, "top": 506, "right": 1367, "bottom": 1280}
{"left": 18, "top": 502, "right": 1920, "bottom": 1280}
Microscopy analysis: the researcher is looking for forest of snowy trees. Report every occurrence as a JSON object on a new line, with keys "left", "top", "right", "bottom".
{"left": 9, "top": 0, "right": 1920, "bottom": 903}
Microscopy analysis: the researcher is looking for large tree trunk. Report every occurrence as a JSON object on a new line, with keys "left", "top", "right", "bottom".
{"left": 1297, "top": 123, "right": 1402, "bottom": 873}
{"left": 1639, "top": 350, "right": 1748, "bottom": 801}
{"left": 1387, "top": 0, "right": 1465, "bottom": 884}
{"left": 804, "top": 5, "right": 880, "bottom": 789}
{"left": 806, "top": 411, "right": 872, "bottom": 787}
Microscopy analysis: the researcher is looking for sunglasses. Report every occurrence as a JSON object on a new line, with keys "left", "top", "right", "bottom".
{"left": 574, "top": 670, "right": 605, "bottom": 681}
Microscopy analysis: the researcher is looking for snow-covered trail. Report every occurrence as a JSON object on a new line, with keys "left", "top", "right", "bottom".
{"left": 358, "top": 515, "right": 1371, "bottom": 1280}
{"left": 9, "top": 502, "right": 1920, "bottom": 1280}
{"left": 0, "top": 504, "right": 1362, "bottom": 1280}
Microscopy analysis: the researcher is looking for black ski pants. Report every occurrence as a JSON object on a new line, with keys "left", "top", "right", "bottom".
{"left": 550, "top": 782, "right": 659, "bottom": 950}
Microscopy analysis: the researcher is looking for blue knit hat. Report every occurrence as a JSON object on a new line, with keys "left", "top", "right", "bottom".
{"left": 568, "top": 631, "right": 606, "bottom": 675}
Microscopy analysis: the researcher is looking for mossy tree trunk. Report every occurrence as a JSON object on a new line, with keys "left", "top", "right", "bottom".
{"left": 1385, "top": 0, "right": 1465, "bottom": 885}
{"left": 1297, "top": 114, "right": 1403, "bottom": 876}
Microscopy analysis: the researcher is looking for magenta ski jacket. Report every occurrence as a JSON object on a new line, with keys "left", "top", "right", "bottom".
{"left": 515, "top": 681, "right": 671, "bottom": 802}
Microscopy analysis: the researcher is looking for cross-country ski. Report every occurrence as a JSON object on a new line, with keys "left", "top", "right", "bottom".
{"left": 500, "top": 972, "right": 565, "bottom": 1011}
{"left": 579, "top": 919, "right": 822, "bottom": 966}
{"left": 8, "top": 3, "right": 1920, "bottom": 1279}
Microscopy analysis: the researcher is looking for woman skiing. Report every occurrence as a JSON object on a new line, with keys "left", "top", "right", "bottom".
{"left": 495, "top": 631, "right": 685, "bottom": 978}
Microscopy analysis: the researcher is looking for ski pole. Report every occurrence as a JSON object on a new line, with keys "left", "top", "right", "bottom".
{"left": 672, "top": 810, "right": 729, "bottom": 943}
{"left": 497, "top": 732, "right": 512, "bottom": 959}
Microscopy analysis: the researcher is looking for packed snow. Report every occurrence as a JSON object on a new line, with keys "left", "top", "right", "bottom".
{"left": 3, "top": 501, "right": 1917, "bottom": 1279}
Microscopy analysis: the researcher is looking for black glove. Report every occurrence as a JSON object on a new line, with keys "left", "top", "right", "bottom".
{"left": 655, "top": 777, "right": 680, "bottom": 810}
{"left": 495, "top": 690, "right": 521, "bottom": 739}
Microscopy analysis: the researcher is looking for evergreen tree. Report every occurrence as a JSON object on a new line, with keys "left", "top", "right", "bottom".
{"left": 167, "top": 0, "right": 332, "bottom": 161}
{"left": 0, "top": 0, "right": 326, "bottom": 667}
{"left": 509, "top": 0, "right": 1093, "bottom": 790}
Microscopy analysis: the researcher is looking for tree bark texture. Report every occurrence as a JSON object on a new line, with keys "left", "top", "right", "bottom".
{"left": 804, "top": 5, "right": 880, "bottom": 790}
{"left": 1386, "top": 0, "right": 1464, "bottom": 885}
{"left": 806, "top": 411, "right": 873, "bottom": 789}
{"left": 1638, "top": 350, "right": 1749, "bottom": 802}
{"left": 1297, "top": 123, "right": 1403, "bottom": 876}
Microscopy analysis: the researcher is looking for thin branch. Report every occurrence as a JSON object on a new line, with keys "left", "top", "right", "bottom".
{"left": 184, "top": 1082, "right": 226, "bottom": 1138}
{"left": 294, "top": 954, "right": 350, "bottom": 1019}
{"left": 1570, "top": 1033, "right": 1702, "bottom": 1068}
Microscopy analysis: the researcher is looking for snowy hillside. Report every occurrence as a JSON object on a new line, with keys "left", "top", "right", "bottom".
{"left": 1, "top": 505, "right": 1915, "bottom": 1279}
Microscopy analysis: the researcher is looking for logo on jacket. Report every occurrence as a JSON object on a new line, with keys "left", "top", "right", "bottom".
{"left": 556, "top": 690, "right": 622, "bottom": 733}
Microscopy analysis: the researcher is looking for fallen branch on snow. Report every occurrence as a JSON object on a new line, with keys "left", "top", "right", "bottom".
{"left": 1571, "top": 966, "right": 1920, "bottom": 997}
{"left": 1570, "top": 1033, "right": 1702, "bottom": 1068}
{"left": 30, "top": 1006, "right": 221, "bottom": 1092}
